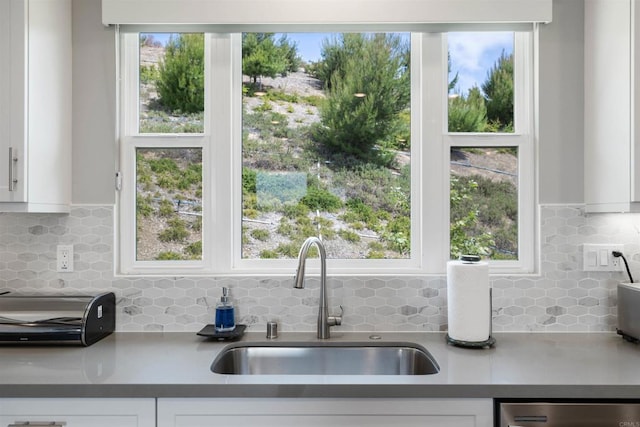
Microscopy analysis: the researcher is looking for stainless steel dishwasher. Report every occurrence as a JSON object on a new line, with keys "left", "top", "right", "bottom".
{"left": 497, "top": 400, "right": 640, "bottom": 427}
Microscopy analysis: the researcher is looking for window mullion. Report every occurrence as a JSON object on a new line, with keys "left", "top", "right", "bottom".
{"left": 422, "top": 33, "right": 449, "bottom": 274}
{"left": 208, "top": 33, "right": 236, "bottom": 273}
{"left": 117, "top": 33, "right": 140, "bottom": 274}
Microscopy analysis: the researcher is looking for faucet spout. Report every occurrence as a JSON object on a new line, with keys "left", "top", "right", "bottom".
{"left": 293, "top": 236, "right": 341, "bottom": 339}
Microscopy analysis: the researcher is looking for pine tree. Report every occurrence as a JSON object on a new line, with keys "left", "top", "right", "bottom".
{"left": 316, "top": 34, "right": 410, "bottom": 161}
{"left": 157, "top": 34, "right": 205, "bottom": 114}
{"left": 482, "top": 51, "right": 514, "bottom": 130}
{"left": 242, "top": 33, "right": 299, "bottom": 86}
{"left": 448, "top": 86, "right": 487, "bottom": 132}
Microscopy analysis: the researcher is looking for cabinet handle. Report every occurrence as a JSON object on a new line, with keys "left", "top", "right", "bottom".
{"left": 8, "top": 147, "right": 18, "bottom": 191}
{"left": 8, "top": 422, "right": 67, "bottom": 426}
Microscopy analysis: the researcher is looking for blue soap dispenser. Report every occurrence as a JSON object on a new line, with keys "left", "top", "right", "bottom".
{"left": 215, "top": 287, "right": 235, "bottom": 332}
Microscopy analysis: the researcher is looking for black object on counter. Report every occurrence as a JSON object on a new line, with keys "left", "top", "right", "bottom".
{"left": 197, "top": 324, "right": 246, "bottom": 341}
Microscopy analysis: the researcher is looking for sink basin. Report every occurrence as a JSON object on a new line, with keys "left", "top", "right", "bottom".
{"left": 211, "top": 341, "right": 439, "bottom": 375}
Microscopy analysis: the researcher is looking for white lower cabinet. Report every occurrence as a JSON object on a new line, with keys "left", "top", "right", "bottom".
{"left": 157, "top": 398, "right": 493, "bottom": 427}
{"left": 0, "top": 398, "right": 155, "bottom": 427}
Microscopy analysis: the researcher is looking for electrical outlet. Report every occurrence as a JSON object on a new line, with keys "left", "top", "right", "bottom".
{"left": 56, "top": 244, "right": 74, "bottom": 272}
{"left": 583, "top": 243, "right": 624, "bottom": 272}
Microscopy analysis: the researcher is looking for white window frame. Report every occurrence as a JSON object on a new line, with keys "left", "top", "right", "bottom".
{"left": 116, "top": 27, "right": 537, "bottom": 276}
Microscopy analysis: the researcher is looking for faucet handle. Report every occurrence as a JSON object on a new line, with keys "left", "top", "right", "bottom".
{"left": 328, "top": 305, "right": 344, "bottom": 326}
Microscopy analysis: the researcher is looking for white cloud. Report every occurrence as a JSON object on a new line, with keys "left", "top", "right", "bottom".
{"left": 448, "top": 32, "right": 513, "bottom": 95}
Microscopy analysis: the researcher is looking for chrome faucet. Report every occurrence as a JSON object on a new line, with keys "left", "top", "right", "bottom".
{"left": 293, "top": 236, "right": 342, "bottom": 339}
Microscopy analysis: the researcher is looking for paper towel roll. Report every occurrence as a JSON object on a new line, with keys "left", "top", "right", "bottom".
{"left": 447, "top": 260, "right": 491, "bottom": 342}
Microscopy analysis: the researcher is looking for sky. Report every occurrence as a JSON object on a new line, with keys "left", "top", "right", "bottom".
{"left": 145, "top": 31, "right": 514, "bottom": 96}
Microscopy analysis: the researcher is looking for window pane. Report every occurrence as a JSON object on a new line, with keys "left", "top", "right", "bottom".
{"left": 241, "top": 32, "right": 411, "bottom": 260}
{"left": 450, "top": 147, "right": 517, "bottom": 260}
{"left": 139, "top": 33, "right": 205, "bottom": 134}
{"left": 136, "top": 148, "right": 203, "bottom": 261}
{"left": 448, "top": 32, "right": 514, "bottom": 133}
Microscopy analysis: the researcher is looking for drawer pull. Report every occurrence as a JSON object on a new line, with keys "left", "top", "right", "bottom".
{"left": 8, "top": 147, "right": 18, "bottom": 191}
{"left": 8, "top": 422, "right": 67, "bottom": 426}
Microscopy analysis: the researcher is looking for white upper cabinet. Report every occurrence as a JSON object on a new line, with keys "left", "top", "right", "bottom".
{"left": 0, "top": 0, "right": 71, "bottom": 212}
{"left": 584, "top": 0, "right": 640, "bottom": 212}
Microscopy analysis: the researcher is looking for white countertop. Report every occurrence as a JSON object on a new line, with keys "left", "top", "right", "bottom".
{"left": 1, "top": 331, "right": 639, "bottom": 398}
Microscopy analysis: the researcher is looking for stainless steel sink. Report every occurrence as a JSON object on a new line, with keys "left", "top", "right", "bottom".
{"left": 211, "top": 341, "right": 439, "bottom": 375}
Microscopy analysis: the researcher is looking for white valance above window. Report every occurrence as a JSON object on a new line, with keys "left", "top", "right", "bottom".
{"left": 102, "top": 0, "right": 552, "bottom": 26}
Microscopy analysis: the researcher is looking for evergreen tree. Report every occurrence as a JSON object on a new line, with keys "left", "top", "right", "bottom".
{"left": 448, "top": 86, "right": 487, "bottom": 132}
{"left": 242, "top": 33, "right": 300, "bottom": 85}
{"left": 315, "top": 33, "right": 410, "bottom": 161}
{"left": 482, "top": 50, "right": 514, "bottom": 130}
{"left": 157, "top": 34, "right": 205, "bottom": 114}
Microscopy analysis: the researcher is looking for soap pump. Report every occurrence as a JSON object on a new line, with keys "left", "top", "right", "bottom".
{"left": 215, "top": 287, "right": 235, "bottom": 332}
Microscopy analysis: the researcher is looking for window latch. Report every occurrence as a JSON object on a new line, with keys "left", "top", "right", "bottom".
{"left": 115, "top": 171, "right": 122, "bottom": 191}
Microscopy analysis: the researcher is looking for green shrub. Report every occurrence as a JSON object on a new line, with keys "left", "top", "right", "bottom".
{"left": 137, "top": 195, "right": 154, "bottom": 218}
{"left": 243, "top": 208, "right": 259, "bottom": 219}
{"left": 158, "top": 218, "right": 190, "bottom": 242}
{"left": 140, "top": 64, "right": 159, "bottom": 84}
{"left": 149, "top": 157, "right": 179, "bottom": 174}
{"left": 294, "top": 215, "right": 317, "bottom": 237}
{"left": 157, "top": 34, "right": 205, "bottom": 113}
{"left": 338, "top": 229, "right": 360, "bottom": 243}
{"left": 314, "top": 217, "right": 336, "bottom": 239}
{"left": 159, "top": 199, "right": 175, "bottom": 217}
{"left": 191, "top": 216, "right": 202, "bottom": 232}
{"left": 177, "top": 164, "right": 202, "bottom": 190}
{"left": 156, "top": 173, "right": 177, "bottom": 190}
{"left": 276, "top": 242, "right": 300, "bottom": 258}
{"left": 282, "top": 203, "right": 310, "bottom": 219}
{"left": 366, "top": 250, "right": 385, "bottom": 259}
{"left": 251, "top": 229, "right": 270, "bottom": 241}
{"left": 276, "top": 219, "right": 293, "bottom": 237}
{"left": 184, "top": 240, "right": 202, "bottom": 258}
{"left": 264, "top": 90, "right": 300, "bottom": 104}
{"left": 156, "top": 251, "right": 183, "bottom": 260}
{"left": 302, "top": 95, "right": 325, "bottom": 107}
{"left": 450, "top": 175, "right": 495, "bottom": 259}
{"left": 255, "top": 100, "right": 274, "bottom": 112}
{"left": 382, "top": 216, "right": 411, "bottom": 255}
{"left": 368, "top": 241, "right": 385, "bottom": 251}
{"left": 301, "top": 187, "right": 343, "bottom": 212}
{"left": 259, "top": 249, "right": 279, "bottom": 259}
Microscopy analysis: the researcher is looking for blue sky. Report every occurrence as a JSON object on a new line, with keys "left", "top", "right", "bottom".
{"left": 145, "top": 32, "right": 513, "bottom": 96}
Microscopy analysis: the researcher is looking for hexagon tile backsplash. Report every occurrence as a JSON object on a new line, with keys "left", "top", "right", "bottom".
{"left": 0, "top": 205, "right": 638, "bottom": 333}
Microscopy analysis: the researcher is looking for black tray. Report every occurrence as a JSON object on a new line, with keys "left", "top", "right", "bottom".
{"left": 197, "top": 324, "right": 246, "bottom": 341}
{"left": 446, "top": 334, "right": 495, "bottom": 349}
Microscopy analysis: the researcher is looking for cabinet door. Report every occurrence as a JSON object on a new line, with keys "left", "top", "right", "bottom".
{"left": 0, "top": 0, "right": 71, "bottom": 211}
{"left": 0, "top": 0, "right": 27, "bottom": 203}
{"left": 158, "top": 398, "right": 493, "bottom": 427}
{"left": 0, "top": 398, "right": 155, "bottom": 427}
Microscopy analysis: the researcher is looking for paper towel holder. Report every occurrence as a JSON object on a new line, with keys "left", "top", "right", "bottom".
{"left": 446, "top": 334, "right": 495, "bottom": 349}
{"left": 446, "top": 279, "right": 496, "bottom": 349}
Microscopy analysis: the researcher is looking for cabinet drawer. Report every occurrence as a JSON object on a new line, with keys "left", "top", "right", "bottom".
{"left": 0, "top": 398, "right": 155, "bottom": 427}
{"left": 158, "top": 398, "right": 493, "bottom": 427}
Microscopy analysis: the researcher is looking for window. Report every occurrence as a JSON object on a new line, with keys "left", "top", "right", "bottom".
{"left": 447, "top": 32, "right": 530, "bottom": 266}
{"left": 241, "top": 33, "right": 411, "bottom": 262}
{"left": 117, "top": 29, "right": 535, "bottom": 276}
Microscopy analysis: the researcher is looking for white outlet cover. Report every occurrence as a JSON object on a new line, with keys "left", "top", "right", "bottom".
{"left": 56, "top": 244, "right": 74, "bottom": 272}
{"left": 583, "top": 243, "right": 623, "bottom": 272}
